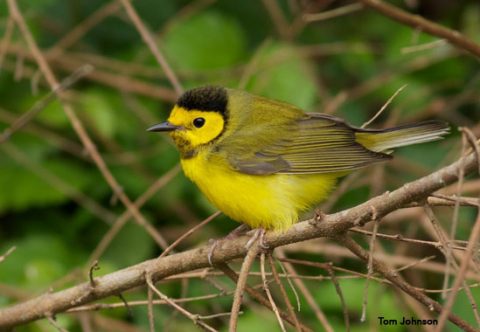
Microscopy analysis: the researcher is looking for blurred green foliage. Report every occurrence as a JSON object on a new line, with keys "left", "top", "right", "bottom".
{"left": 0, "top": 0, "right": 479, "bottom": 331}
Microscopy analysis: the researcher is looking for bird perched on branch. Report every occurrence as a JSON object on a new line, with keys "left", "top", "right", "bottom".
{"left": 148, "top": 86, "right": 449, "bottom": 232}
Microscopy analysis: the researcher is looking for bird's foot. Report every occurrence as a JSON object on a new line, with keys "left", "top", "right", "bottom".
{"left": 244, "top": 228, "right": 270, "bottom": 252}
{"left": 208, "top": 224, "right": 251, "bottom": 266}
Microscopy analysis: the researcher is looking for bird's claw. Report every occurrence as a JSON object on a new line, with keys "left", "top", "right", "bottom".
{"left": 207, "top": 239, "right": 219, "bottom": 266}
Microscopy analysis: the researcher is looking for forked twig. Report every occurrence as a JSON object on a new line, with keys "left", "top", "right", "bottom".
{"left": 1, "top": 150, "right": 478, "bottom": 329}
{"left": 268, "top": 254, "right": 301, "bottom": 331}
{"left": 335, "top": 234, "right": 477, "bottom": 332}
{"left": 279, "top": 263, "right": 334, "bottom": 332}
{"left": 361, "top": 217, "right": 379, "bottom": 322}
{"left": 229, "top": 232, "right": 261, "bottom": 332}
{"left": 261, "top": 253, "right": 286, "bottom": 332}
{"left": 145, "top": 273, "right": 217, "bottom": 332}
{"left": 217, "top": 263, "right": 313, "bottom": 332}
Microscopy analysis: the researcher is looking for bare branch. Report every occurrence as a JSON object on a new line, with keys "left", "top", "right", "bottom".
{"left": 146, "top": 273, "right": 217, "bottom": 332}
{"left": 0, "top": 149, "right": 478, "bottom": 329}
{"left": 261, "top": 254, "right": 286, "bottom": 332}
{"left": 0, "top": 247, "right": 16, "bottom": 264}
{"left": 435, "top": 207, "right": 480, "bottom": 331}
{"left": 159, "top": 211, "right": 221, "bottom": 258}
{"left": 268, "top": 255, "right": 301, "bottom": 331}
{"left": 356, "top": 0, "right": 480, "bottom": 58}
{"left": 120, "top": 0, "right": 183, "bottom": 95}
{"left": 229, "top": 233, "right": 261, "bottom": 332}
{"left": 335, "top": 234, "right": 477, "bottom": 332}
{"left": 7, "top": 0, "right": 170, "bottom": 250}
{"left": 0, "top": 64, "right": 93, "bottom": 144}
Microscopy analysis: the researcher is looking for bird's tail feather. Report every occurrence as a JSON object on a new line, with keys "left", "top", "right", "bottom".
{"left": 355, "top": 120, "right": 450, "bottom": 153}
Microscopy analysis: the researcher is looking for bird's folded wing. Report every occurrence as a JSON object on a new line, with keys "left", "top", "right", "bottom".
{"left": 225, "top": 113, "right": 391, "bottom": 175}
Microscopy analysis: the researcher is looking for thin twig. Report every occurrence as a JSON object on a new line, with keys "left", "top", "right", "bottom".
{"left": 260, "top": 253, "right": 286, "bottom": 332}
{"left": 361, "top": 84, "right": 407, "bottom": 128}
{"left": 361, "top": 218, "right": 378, "bottom": 322}
{"left": 1, "top": 143, "right": 116, "bottom": 225}
{"left": 325, "top": 263, "right": 350, "bottom": 332}
{"left": 120, "top": 0, "right": 183, "bottom": 95}
{"left": 261, "top": 0, "right": 292, "bottom": 40}
{"left": 147, "top": 280, "right": 155, "bottom": 332}
{"left": 7, "top": 0, "right": 170, "bottom": 250}
{"left": 268, "top": 254, "right": 301, "bottom": 331}
{"left": 145, "top": 273, "right": 217, "bottom": 332}
{"left": 1, "top": 150, "right": 479, "bottom": 329}
{"left": 445, "top": 132, "right": 467, "bottom": 298}
{"left": 435, "top": 206, "right": 480, "bottom": 331}
{"left": 229, "top": 231, "right": 261, "bottom": 332}
{"left": 88, "top": 261, "right": 99, "bottom": 287}
{"left": 460, "top": 127, "right": 480, "bottom": 175}
{"left": 68, "top": 290, "right": 236, "bottom": 313}
{"left": 276, "top": 256, "right": 350, "bottom": 330}
{"left": 275, "top": 254, "right": 334, "bottom": 332}
{"left": 401, "top": 39, "right": 447, "bottom": 54}
{"left": 0, "top": 64, "right": 93, "bottom": 144}
{"left": 303, "top": 3, "right": 364, "bottom": 22}
{"left": 46, "top": 315, "right": 68, "bottom": 332}
{"left": 117, "top": 293, "right": 132, "bottom": 319}
{"left": 0, "top": 17, "right": 15, "bottom": 71}
{"left": 350, "top": 228, "right": 467, "bottom": 251}
{"left": 217, "top": 264, "right": 313, "bottom": 332}
{"left": 395, "top": 255, "right": 437, "bottom": 273}
{"left": 48, "top": 1, "right": 122, "bottom": 55}
{"left": 88, "top": 164, "right": 180, "bottom": 264}
{"left": 159, "top": 211, "right": 221, "bottom": 258}
{"left": 275, "top": 255, "right": 301, "bottom": 312}
{"left": 0, "top": 247, "right": 16, "bottom": 264}
{"left": 335, "top": 234, "right": 476, "bottom": 332}
{"left": 357, "top": 0, "right": 480, "bottom": 58}
{"left": 237, "top": 38, "right": 272, "bottom": 90}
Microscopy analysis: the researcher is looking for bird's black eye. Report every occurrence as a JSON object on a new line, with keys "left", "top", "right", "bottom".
{"left": 193, "top": 117, "right": 205, "bottom": 128}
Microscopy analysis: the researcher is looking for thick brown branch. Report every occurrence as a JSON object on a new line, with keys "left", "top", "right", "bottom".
{"left": 0, "top": 150, "right": 478, "bottom": 329}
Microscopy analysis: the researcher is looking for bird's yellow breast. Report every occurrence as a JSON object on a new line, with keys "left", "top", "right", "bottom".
{"left": 181, "top": 150, "right": 339, "bottom": 231}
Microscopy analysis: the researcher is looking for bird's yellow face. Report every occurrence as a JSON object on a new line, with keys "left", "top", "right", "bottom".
{"left": 167, "top": 106, "right": 225, "bottom": 152}
{"left": 147, "top": 86, "right": 229, "bottom": 157}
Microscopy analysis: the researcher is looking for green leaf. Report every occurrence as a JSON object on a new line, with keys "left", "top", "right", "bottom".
{"left": 246, "top": 43, "right": 319, "bottom": 110}
{"left": 0, "top": 234, "right": 79, "bottom": 288}
{"left": 163, "top": 11, "right": 247, "bottom": 70}
{"left": 80, "top": 89, "right": 118, "bottom": 138}
{"left": 36, "top": 99, "right": 69, "bottom": 128}
{"left": 0, "top": 157, "right": 91, "bottom": 213}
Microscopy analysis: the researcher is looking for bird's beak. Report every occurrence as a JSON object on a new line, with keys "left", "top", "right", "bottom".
{"left": 147, "top": 122, "right": 181, "bottom": 132}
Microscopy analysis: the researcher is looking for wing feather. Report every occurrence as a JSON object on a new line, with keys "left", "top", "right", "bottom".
{"left": 217, "top": 94, "right": 390, "bottom": 175}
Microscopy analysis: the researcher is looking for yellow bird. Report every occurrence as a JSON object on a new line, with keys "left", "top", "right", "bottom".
{"left": 148, "top": 86, "right": 449, "bottom": 232}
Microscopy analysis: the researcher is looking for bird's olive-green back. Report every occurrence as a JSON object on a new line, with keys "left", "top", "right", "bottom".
{"left": 212, "top": 89, "right": 389, "bottom": 175}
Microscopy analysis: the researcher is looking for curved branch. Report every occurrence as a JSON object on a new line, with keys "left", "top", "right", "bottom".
{"left": 357, "top": 0, "right": 480, "bottom": 59}
{"left": 0, "top": 150, "right": 478, "bottom": 329}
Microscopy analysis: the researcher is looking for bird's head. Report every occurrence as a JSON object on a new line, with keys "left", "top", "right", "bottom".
{"left": 148, "top": 86, "right": 228, "bottom": 158}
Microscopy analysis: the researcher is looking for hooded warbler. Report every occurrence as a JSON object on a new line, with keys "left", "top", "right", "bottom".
{"left": 148, "top": 86, "right": 449, "bottom": 231}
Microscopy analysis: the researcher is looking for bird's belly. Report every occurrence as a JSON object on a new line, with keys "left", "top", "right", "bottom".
{"left": 181, "top": 155, "right": 339, "bottom": 231}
